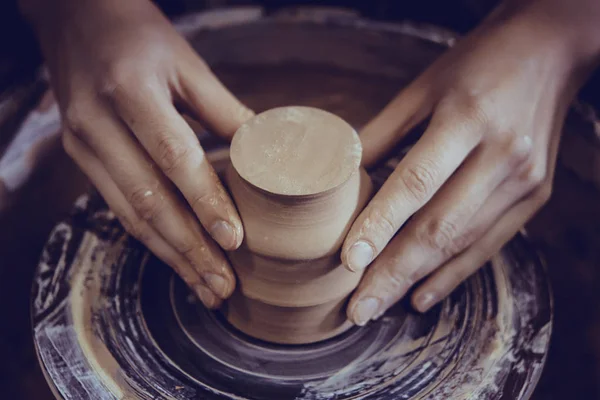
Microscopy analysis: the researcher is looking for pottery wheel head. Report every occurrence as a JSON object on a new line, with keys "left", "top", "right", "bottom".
{"left": 230, "top": 106, "right": 362, "bottom": 196}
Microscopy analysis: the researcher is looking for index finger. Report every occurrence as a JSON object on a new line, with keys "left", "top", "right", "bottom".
{"left": 110, "top": 79, "right": 244, "bottom": 251}
{"left": 342, "top": 105, "right": 484, "bottom": 272}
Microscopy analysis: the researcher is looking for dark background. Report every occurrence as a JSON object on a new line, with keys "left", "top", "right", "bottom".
{"left": 2, "top": 0, "right": 599, "bottom": 111}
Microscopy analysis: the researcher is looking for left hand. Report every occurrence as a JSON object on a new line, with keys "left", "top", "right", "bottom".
{"left": 342, "top": 0, "right": 600, "bottom": 325}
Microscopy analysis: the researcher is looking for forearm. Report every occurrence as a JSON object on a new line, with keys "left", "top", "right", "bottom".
{"left": 18, "top": 0, "right": 157, "bottom": 39}
{"left": 503, "top": 0, "right": 600, "bottom": 68}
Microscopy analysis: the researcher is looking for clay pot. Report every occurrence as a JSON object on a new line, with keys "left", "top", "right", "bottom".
{"left": 223, "top": 106, "right": 373, "bottom": 344}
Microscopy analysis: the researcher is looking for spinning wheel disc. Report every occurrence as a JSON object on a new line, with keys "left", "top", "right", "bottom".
{"left": 32, "top": 147, "right": 551, "bottom": 399}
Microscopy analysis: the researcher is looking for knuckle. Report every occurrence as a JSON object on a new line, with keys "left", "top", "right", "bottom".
{"left": 105, "top": 62, "right": 135, "bottom": 88}
{"left": 64, "top": 104, "right": 91, "bottom": 138}
{"left": 399, "top": 161, "right": 437, "bottom": 203}
{"left": 416, "top": 218, "right": 460, "bottom": 254}
{"left": 190, "top": 191, "right": 216, "bottom": 209}
{"left": 449, "top": 230, "right": 477, "bottom": 257}
{"left": 129, "top": 223, "right": 153, "bottom": 244}
{"left": 519, "top": 161, "right": 546, "bottom": 190}
{"left": 117, "top": 213, "right": 152, "bottom": 243}
{"left": 98, "top": 62, "right": 144, "bottom": 100}
{"left": 156, "top": 135, "right": 191, "bottom": 173}
{"left": 461, "top": 102, "right": 488, "bottom": 128}
{"left": 384, "top": 262, "right": 416, "bottom": 292}
{"left": 366, "top": 205, "right": 399, "bottom": 241}
{"left": 441, "top": 91, "right": 489, "bottom": 128}
{"left": 535, "top": 183, "right": 553, "bottom": 206}
{"left": 129, "top": 187, "right": 163, "bottom": 222}
{"left": 502, "top": 131, "right": 533, "bottom": 166}
{"left": 173, "top": 238, "right": 197, "bottom": 258}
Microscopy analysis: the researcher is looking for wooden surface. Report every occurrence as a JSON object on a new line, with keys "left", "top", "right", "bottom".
{"left": 1, "top": 5, "right": 600, "bottom": 400}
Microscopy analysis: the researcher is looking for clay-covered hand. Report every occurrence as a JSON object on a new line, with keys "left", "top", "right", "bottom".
{"left": 21, "top": 0, "right": 253, "bottom": 308}
{"left": 342, "top": 0, "right": 600, "bottom": 324}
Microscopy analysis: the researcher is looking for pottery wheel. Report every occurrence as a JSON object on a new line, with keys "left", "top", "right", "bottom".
{"left": 32, "top": 146, "right": 551, "bottom": 400}
{"left": 31, "top": 9, "right": 552, "bottom": 400}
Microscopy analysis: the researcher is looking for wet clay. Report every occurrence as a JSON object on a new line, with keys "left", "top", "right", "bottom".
{"left": 224, "top": 106, "right": 373, "bottom": 344}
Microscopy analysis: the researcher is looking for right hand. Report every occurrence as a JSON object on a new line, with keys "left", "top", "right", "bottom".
{"left": 22, "top": 0, "right": 254, "bottom": 308}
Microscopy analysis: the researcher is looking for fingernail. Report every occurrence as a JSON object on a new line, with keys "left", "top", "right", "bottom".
{"left": 415, "top": 292, "right": 437, "bottom": 312}
{"left": 352, "top": 297, "right": 381, "bottom": 326}
{"left": 210, "top": 220, "right": 236, "bottom": 250}
{"left": 346, "top": 241, "right": 374, "bottom": 272}
{"left": 204, "top": 273, "right": 230, "bottom": 298}
{"left": 195, "top": 284, "right": 217, "bottom": 308}
{"left": 373, "top": 307, "right": 387, "bottom": 320}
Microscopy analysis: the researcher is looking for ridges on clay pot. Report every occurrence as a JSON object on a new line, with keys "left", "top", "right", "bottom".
{"left": 223, "top": 106, "right": 373, "bottom": 344}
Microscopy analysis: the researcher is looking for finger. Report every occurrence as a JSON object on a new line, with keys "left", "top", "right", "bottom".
{"left": 63, "top": 132, "right": 222, "bottom": 309}
{"left": 69, "top": 107, "right": 236, "bottom": 300}
{"left": 109, "top": 79, "right": 243, "bottom": 251}
{"left": 404, "top": 184, "right": 522, "bottom": 314}
{"left": 411, "top": 186, "right": 549, "bottom": 312}
{"left": 177, "top": 59, "right": 254, "bottom": 139}
{"left": 411, "top": 120, "right": 562, "bottom": 312}
{"left": 342, "top": 103, "right": 483, "bottom": 274}
{"left": 407, "top": 133, "right": 533, "bottom": 259}
{"left": 361, "top": 77, "right": 434, "bottom": 167}
{"left": 345, "top": 137, "right": 530, "bottom": 325}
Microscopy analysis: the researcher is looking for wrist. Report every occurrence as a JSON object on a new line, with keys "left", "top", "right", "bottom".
{"left": 487, "top": 0, "right": 600, "bottom": 95}
{"left": 514, "top": 0, "right": 600, "bottom": 71}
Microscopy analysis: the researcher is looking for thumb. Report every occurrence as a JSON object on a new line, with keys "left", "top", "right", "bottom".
{"left": 360, "top": 79, "right": 433, "bottom": 167}
{"left": 177, "top": 60, "right": 254, "bottom": 140}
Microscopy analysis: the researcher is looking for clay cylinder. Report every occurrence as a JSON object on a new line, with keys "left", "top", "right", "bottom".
{"left": 223, "top": 106, "right": 373, "bottom": 344}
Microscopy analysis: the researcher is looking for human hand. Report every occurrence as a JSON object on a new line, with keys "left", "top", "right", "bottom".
{"left": 21, "top": 0, "right": 254, "bottom": 308}
{"left": 342, "top": 0, "right": 600, "bottom": 324}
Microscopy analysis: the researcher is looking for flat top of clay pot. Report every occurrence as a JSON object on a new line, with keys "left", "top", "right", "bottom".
{"left": 230, "top": 106, "right": 362, "bottom": 196}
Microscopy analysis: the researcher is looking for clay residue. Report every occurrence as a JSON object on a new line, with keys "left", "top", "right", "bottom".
{"left": 300, "top": 252, "right": 551, "bottom": 399}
